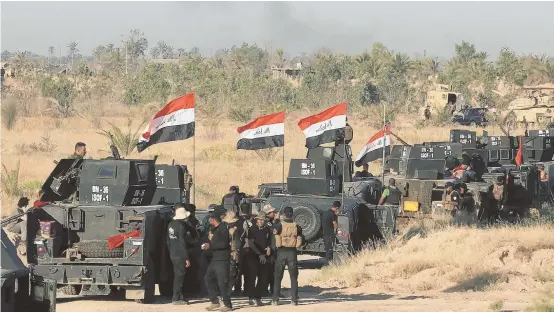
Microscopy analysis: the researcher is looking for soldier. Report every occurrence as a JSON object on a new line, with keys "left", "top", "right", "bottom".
{"left": 183, "top": 204, "right": 201, "bottom": 295}
{"left": 424, "top": 105, "right": 431, "bottom": 120}
{"left": 69, "top": 142, "right": 87, "bottom": 159}
{"left": 167, "top": 204, "right": 191, "bottom": 305}
{"left": 322, "top": 201, "right": 340, "bottom": 265}
{"left": 246, "top": 211, "right": 271, "bottom": 306}
{"left": 221, "top": 186, "right": 241, "bottom": 214}
{"left": 453, "top": 183, "right": 476, "bottom": 225}
{"left": 354, "top": 164, "right": 372, "bottom": 180}
{"left": 272, "top": 206, "right": 303, "bottom": 306}
{"left": 222, "top": 210, "right": 242, "bottom": 298}
{"left": 335, "top": 118, "right": 353, "bottom": 145}
{"left": 234, "top": 202, "right": 252, "bottom": 296}
{"left": 482, "top": 176, "right": 507, "bottom": 223}
{"left": 203, "top": 212, "right": 233, "bottom": 312}
{"left": 263, "top": 204, "right": 279, "bottom": 296}
{"left": 443, "top": 182, "right": 460, "bottom": 217}
{"left": 378, "top": 178, "right": 401, "bottom": 206}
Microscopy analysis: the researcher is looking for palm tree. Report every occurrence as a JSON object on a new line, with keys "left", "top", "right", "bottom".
{"left": 389, "top": 53, "right": 412, "bottom": 75}
{"left": 67, "top": 41, "right": 79, "bottom": 67}
{"left": 48, "top": 46, "right": 55, "bottom": 65}
{"left": 426, "top": 57, "right": 441, "bottom": 78}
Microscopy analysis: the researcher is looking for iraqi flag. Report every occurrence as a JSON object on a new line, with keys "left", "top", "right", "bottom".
{"left": 137, "top": 92, "right": 195, "bottom": 153}
{"left": 355, "top": 124, "right": 391, "bottom": 167}
{"left": 237, "top": 112, "right": 285, "bottom": 150}
{"left": 298, "top": 102, "right": 347, "bottom": 149}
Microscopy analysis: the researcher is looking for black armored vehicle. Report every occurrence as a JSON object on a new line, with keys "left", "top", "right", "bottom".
{"left": 22, "top": 154, "right": 192, "bottom": 303}
{"left": 255, "top": 143, "right": 396, "bottom": 259}
{"left": 384, "top": 129, "right": 550, "bottom": 219}
{"left": 1, "top": 228, "right": 56, "bottom": 312}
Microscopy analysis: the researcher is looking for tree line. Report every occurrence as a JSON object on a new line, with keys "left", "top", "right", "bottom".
{"left": 2, "top": 29, "right": 553, "bottom": 127}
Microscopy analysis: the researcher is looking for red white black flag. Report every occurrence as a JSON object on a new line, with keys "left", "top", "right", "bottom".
{"left": 298, "top": 102, "right": 347, "bottom": 149}
{"left": 237, "top": 112, "right": 285, "bottom": 150}
{"left": 137, "top": 92, "right": 195, "bottom": 153}
{"left": 355, "top": 124, "right": 391, "bottom": 167}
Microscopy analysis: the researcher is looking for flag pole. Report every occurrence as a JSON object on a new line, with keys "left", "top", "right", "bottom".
{"left": 193, "top": 123, "right": 196, "bottom": 205}
{"left": 381, "top": 103, "right": 386, "bottom": 182}
{"left": 282, "top": 144, "right": 285, "bottom": 193}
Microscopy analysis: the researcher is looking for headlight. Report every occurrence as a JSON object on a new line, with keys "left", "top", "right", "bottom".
{"left": 14, "top": 278, "right": 18, "bottom": 294}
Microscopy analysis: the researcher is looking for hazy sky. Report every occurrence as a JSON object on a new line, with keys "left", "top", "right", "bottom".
{"left": 2, "top": 1, "right": 553, "bottom": 59}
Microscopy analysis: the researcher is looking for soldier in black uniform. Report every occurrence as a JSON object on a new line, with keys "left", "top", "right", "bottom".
{"left": 378, "top": 178, "right": 402, "bottom": 206}
{"left": 263, "top": 204, "right": 279, "bottom": 296}
{"left": 272, "top": 206, "right": 303, "bottom": 306}
{"left": 221, "top": 186, "right": 241, "bottom": 214}
{"left": 182, "top": 204, "right": 201, "bottom": 295}
{"left": 246, "top": 211, "right": 271, "bottom": 306}
{"left": 322, "top": 201, "right": 340, "bottom": 265}
{"left": 167, "top": 204, "right": 191, "bottom": 305}
{"left": 203, "top": 212, "right": 233, "bottom": 312}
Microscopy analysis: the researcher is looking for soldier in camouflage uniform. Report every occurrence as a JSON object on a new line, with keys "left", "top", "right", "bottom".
{"left": 222, "top": 210, "right": 242, "bottom": 298}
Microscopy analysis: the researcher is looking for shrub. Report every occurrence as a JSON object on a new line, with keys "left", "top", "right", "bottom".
{"left": 1, "top": 98, "right": 18, "bottom": 130}
{"left": 98, "top": 118, "right": 145, "bottom": 157}
{"left": 2, "top": 161, "right": 20, "bottom": 196}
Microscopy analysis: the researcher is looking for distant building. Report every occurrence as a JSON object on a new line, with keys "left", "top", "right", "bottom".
{"left": 270, "top": 64, "right": 302, "bottom": 80}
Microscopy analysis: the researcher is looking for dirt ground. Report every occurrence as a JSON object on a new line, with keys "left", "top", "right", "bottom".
{"left": 55, "top": 256, "right": 535, "bottom": 312}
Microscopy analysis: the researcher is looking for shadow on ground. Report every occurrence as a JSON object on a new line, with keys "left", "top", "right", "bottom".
{"left": 443, "top": 272, "right": 504, "bottom": 293}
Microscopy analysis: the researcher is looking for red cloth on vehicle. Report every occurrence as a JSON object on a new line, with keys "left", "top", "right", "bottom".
{"left": 108, "top": 229, "right": 141, "bottom": 250}
{"left": 33, "top": 201, "right": 49, "bottom": 208}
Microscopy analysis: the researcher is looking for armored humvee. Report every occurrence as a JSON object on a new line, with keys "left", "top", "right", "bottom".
{"left": 1, "top": 228, "right": 56, "bottom": 312}
{"left": 23, "top": 154, "right": 192, "bottom": 303}
{"left": 256, "top": 143, "right": 397, "bottom": 259}
{"left": 384, "top": 129, "right": 548, "bottom": 219}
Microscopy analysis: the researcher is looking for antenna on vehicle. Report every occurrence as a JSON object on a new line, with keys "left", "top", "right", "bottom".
{"left": 172, "top": 159, "right": 175, "bottom": 166}
{"left": 153, "top": 155, "right": 158, "bottom": 163}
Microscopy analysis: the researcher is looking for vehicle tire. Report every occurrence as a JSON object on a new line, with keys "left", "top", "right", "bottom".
{"left": 74, "top": 240, "right": 124, "bottom": 258}
{"left": 292, "top": 205, "right": 321, "bottom": 241}
{"left": 61, "top": 285, "right": 82, "bottom": 296}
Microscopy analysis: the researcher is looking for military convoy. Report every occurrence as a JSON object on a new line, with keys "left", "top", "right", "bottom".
{"left": 383, "top": 128, "right": 554, "bottom": 220}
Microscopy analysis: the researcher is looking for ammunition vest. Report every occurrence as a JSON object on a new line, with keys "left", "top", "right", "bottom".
{"left": 385, "top": 186, "right": 401, "bottom": 205}
{"left": 492, "top": 184, "right": 504, "bottom": 201}
{"left": 444, "top": 191, "right": 459, "bottom": 210}
{"left": 275, "top": 222, "right": 302, "bottom": 248}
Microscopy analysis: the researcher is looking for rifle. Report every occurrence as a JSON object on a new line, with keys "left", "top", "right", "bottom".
{"left": 1, "top": 208, "right": 32, "bottom": 227}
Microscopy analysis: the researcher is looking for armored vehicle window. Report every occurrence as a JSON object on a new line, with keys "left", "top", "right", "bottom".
{"left": 97, "top": 166, "right": 117, "bottom": 179}
{"left": 136, "top": 164, "right": 150, "bottom": 182}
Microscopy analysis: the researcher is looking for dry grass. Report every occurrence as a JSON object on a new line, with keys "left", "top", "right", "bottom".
{"left": 312, "top": 220, "right": 554, "bottom": 294}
